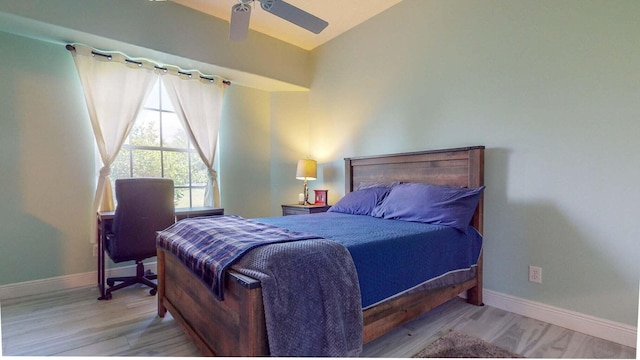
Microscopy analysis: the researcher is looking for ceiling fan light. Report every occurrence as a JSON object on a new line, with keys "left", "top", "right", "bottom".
{"left": 229, "top": 2, "right": 252, "bottom": 41}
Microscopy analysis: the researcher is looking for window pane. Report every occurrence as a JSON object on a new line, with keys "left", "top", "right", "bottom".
{"left": 145, "top": 80, "right": 160, "bottom": 110}
{"left": 112, "top": 149, "right": 131, "bottom": 179}
{"left": 162, "top": 113, "right": 188, "bottom": 149}
{"left": 163, "top": 151, "right": 189, "bottom": 186}
{"left": 160, "top": 79, "right": 174, "bottom": 111}
{"left": 174, "top": 187, "right": 190, "bottom": 208}
{"left": 191, "top": 153, "right": 208, "bottom": 186}
{"left": 191, "top": 187, "right": 206, "bottom": 208}
{"left": 132, "top": 149, "right": 162, "bottom": 177}
{"left": 130, "top": 110, "right": 160, "bottom": 147}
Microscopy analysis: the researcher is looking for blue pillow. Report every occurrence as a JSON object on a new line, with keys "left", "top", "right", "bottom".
{"left": 328, "top": 187, "right": 391, "bottom": 216}
{"left": 371, "top": 183, "right": 485, "bottom": 232}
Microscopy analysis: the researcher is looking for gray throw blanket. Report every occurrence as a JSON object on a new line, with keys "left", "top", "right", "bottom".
{"left": 233, "top": 239, "right": 363, "bottom": 357}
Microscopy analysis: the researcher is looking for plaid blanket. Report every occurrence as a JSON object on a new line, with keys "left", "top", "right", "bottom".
{"left": 156, "top": 215, "right": 321, "bottom": 300}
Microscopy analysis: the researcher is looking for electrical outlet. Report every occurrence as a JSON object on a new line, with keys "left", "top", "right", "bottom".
{"left": 529, "top": 265, "right": 542, "bottom": 283}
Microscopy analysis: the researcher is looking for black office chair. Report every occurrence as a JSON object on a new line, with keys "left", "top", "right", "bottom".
{"left": 104, "top": 178, "right": 175, "bottom": 299}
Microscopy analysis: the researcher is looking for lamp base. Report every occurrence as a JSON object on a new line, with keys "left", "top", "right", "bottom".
{"left": 303, "top": 181, "right": 313, "bottom": 205}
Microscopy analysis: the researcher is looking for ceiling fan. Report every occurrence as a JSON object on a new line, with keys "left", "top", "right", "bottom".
{"left": 229, "top": 0, "right": 329, "bottom": 41}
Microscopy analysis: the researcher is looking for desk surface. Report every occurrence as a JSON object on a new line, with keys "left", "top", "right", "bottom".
{"left": 98, "top": 207, "right": 224, "bottom": 220}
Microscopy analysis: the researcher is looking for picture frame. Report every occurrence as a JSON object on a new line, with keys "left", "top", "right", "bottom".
{"left": 314, "top": 190, "right": 328, "bottom": 205}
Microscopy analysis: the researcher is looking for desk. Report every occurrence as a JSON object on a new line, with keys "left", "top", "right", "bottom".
{"left": 96, "top": 207, "right": 224, "bottom": 300}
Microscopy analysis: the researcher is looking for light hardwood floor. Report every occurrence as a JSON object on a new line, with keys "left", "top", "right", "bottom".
{"left": 1, "top": 284, "right": 636, "bottom": 358}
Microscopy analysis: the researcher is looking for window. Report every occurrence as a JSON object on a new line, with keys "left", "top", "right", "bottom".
{"left": 111, "top": 79, "right": 208, "bottom": 208}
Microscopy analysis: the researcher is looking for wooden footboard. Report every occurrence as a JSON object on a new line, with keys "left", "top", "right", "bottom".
{"left": 157, "top": 249, "right": 268, "bottom": 356}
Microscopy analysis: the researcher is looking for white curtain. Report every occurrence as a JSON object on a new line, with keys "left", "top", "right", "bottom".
{"left": 161, "top": 69, "right": 226, "bottom": 207}
{"left": 70, "top": 44, "right": 158, "bottom": 221}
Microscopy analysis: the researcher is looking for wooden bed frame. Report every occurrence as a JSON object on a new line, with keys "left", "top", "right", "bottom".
{"left": 157, "top": 146, "right": 485, "bottom": 356}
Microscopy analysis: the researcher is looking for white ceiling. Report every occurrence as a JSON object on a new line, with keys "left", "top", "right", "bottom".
{"left": 170, "top": 0, "right": 402, "bottom": 50}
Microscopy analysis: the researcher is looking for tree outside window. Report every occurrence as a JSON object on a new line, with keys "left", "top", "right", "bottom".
{"left": 111, "top": 80, "right": 207, "bottom": 208}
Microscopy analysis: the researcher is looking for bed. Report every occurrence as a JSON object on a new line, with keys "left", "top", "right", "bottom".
{"left": 156, "top": 146, "right": 485, "bottom": 356}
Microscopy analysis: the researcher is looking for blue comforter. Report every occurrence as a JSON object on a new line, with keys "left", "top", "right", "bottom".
{"left": 254, "top": 212, "right": 483, "bottom": 309}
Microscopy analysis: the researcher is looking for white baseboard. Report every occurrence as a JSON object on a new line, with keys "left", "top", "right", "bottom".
{"left": 483, "top": 289, "right": 637, "bottom": 348}
{"left": 0, "top": 262, "right": 157, "bottom": 301}
{"left": 0, "top": 299, "right": 3, "bottom": 354}
{"left": 0, "top": 270, "right": 636, "bottom": 348}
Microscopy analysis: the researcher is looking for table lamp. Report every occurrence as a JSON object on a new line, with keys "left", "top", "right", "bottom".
{"left": 296, "top": 159, "right": 317, "bottom": 205}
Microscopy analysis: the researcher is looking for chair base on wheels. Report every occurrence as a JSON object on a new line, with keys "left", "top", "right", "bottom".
{"left": 104, "top": 261, "right": 157, "bottom": 300}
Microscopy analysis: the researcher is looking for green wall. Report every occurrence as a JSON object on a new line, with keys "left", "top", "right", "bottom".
{"left": 219, "top": 85, "right": 272, "bottom": 218}
{"left": 309, "top": 0, "right": 639, "bottom": 326}
{"left": 0, "top": 30, "right": 95, "bottom": 284}
{"left": 219, "top": 89, "right": 311, "bottom": 217}
{"left": 268, "top": 92, "right": 312, "bottom": 215}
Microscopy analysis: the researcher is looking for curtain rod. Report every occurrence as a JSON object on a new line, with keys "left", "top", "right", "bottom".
{"left": 65, "top": 44, "right": 231, "bottom": 85}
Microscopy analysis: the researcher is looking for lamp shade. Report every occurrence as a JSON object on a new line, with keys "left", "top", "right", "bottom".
{"left": 296, "top": 159, "right": 317, "bottom": 180}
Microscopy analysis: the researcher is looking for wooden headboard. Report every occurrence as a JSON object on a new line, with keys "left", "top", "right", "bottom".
{"left": 344, "top": 146, "right": 485, "bottom": 233}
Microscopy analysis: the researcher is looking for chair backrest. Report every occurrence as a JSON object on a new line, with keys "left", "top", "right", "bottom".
{"left": 109, "top": 178, "right": 175, "bottom": 262}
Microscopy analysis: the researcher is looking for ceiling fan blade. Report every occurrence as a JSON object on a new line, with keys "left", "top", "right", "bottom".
{"left": 229, "top": 3, "right": 252, "bottom": 41}
{"left": 260, "top": 0, "right": 328, "bottom": 34}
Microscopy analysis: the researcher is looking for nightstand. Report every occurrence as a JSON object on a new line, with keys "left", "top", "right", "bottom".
{"left": 281, "top": 204, "right": 331, "bottom": 216}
